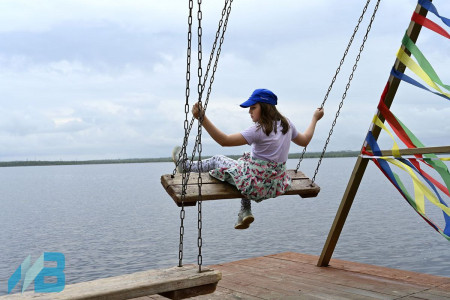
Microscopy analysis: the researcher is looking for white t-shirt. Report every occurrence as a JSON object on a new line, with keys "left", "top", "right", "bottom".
{"left": 240, "top": 119, "right": 298, "bottom": 163}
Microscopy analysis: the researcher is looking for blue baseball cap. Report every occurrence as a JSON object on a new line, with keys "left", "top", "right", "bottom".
{"left": 240, "top": 89, "right": 278, "bottom": 108}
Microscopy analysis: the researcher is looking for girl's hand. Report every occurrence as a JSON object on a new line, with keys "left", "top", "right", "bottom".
{"left": 313, "top": 108, "right": 324, "bottom": 121}
{"left": 192, "top": 102, "right": 204, "bottom": 119}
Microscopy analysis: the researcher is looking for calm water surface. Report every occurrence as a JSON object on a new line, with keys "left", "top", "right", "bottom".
{"left": 0, "top": 157, "right": 448, "bottom": 295}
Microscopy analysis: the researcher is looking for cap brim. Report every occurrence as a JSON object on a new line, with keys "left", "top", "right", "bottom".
{"left": 240, "top": 99, "right": 257, "bottom": 108}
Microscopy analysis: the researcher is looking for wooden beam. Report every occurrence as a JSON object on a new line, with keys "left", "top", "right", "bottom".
{"left": 159, "top": 283, "right": 219, "bottom": 299}
{"left": 317, "top": 2, "right": 431, "bottom": 267}
{"left": 364, "top": 146, "right": 450, "bottom": 156}
{"left": 2, "top": 265, "right": 221, "bottom": 300}
{"left": 317, "top": 156, "right": 369, "bottom": 267}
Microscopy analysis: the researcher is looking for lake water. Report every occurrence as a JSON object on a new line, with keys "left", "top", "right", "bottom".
{"left": 0, "top": 157, "right": 449, "bottom": 295}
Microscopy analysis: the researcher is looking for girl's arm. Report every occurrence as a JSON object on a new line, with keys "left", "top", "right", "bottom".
{"left": 292, "top": 108, "right": 324, "bottom": 147}
{"left": 192, "top": 102, "right": 247, "bottom": 147}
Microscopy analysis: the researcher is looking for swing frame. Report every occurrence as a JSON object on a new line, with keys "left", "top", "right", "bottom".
{"left": 318, "top": 0, "right": 450, "bottom": 267}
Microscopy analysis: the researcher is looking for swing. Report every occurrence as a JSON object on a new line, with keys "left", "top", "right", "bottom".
{"left": 153, "top": 0, "right": 379, "bottom": 298}
{"left": 161, "top": 0, "right": 379, "bottom": 207}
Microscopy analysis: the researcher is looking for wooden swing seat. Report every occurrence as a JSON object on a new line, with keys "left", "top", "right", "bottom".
{"left": 161, "top": 170, "right": 320, "bottom": 207}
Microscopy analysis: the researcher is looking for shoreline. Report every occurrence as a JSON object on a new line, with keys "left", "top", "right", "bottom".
{"left": 0, "top": 150, "right": 359, "bottom": 167}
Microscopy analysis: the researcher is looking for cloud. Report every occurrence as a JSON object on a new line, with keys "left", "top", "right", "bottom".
{"left": 0, "top": 0, "right": 448, "bottom": 161}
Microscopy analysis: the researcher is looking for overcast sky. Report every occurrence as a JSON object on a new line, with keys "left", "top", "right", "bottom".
{"left": 0, "top": 0, "right": 448, "bottom": 161}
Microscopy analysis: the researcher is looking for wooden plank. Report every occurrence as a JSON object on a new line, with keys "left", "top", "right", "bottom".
{"left": 247, "top": 256, "right": 407, "bottom": 295}
{"left": 158, "top": 282, "right": 218, "bottom": 299}
{"left": 195, "top": 286, "right": 264, "bottom": 300}
{"left": 272, "top": 252, "right": 450, "bottom": 288}
{"left": 318, "top": 2, "right": 432, "bottom": 268}
{"left": 217, "top": 275, "right": 294, "bottom": 299}
{"left": 1, "top": 265, "right": 221, "bottom": 300}
{"left": 167, "top": 183, "right": 243, "bottom": 203}
{"left": 364, "top": 146, "right": 450, "bottom": 156}
{"left": 167, "top": 178, "right": 319, "bottom": 201}
{"left": 411, "top": 289, "right": 450, "bottom": 300}
{"left": 162, "top": 170, "right": 310, "bottom": 186}
{"left": 272, "top": 264, "right": 421, "bottom": 298}
{"left": 161, "top": 170, "right": 320, "bottom": 206}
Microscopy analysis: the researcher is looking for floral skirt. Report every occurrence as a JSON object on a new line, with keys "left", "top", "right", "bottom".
{"left": 209, "top": 153, "right": 291, "bottom": 202}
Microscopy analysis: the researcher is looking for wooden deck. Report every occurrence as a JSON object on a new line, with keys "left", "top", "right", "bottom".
{"left": 135, "top": 252, "right": 450, "bottom": 300}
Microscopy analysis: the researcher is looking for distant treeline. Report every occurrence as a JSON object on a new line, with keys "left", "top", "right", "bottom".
{"left": 0, "top": 151, "right": 360, "bottom": 167}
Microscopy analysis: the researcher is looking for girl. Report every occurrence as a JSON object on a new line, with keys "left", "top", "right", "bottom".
{"left": 173, "top": 89, "right": 324, "bottom": 229}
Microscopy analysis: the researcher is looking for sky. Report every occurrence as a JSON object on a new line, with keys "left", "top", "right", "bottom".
{"left": 0, "top": 0, "right": 448, "bottom": 161}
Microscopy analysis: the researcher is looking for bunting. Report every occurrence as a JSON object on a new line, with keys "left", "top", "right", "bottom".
{"left": 364, "top": 1, "right": 449, "bottom": 240}
{"left": 418, "top": 0, "right": 450, "bottom": 27}
{"left": 392, "top": 1, "right": 450, "bottom": 100}
{"left": 364, "top": 115, "right": 450, "bottom": 240}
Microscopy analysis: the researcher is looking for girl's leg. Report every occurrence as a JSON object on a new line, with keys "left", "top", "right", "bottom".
{"left": 241, "top": 198, "right": 251, "bottom": 210}
{"left": 183, "top": 155, "right": 237, "bottom": 173}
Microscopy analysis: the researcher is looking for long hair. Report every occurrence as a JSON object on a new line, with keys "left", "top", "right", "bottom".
{"left": 257, "top": 103, "right": 289, "bottom": 136}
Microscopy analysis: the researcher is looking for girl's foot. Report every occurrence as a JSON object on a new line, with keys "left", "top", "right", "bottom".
{"left": 234, "top": 208, "right": 254, "bottom": 229}
{"left": 171, "top": 146, "right": 183, "bottom": 173}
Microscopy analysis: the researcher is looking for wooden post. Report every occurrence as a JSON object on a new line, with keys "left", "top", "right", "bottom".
{"left": 317, "top": 2, "right": 432, "bottom": 267}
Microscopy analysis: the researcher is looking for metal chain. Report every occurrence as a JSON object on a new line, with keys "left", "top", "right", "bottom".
{"left": 178, "top": 0, "right": 194, "bottom": 268}
{"left": 174, "top": 0, "right": 232, "bottom": 272}
{"left": 295, "top": 0, "right": 372, "bottom": 173}
{"left": 310, "top": 0, "right": 381, "bottom": 185}
{"left": 177, "top": 0, "right": 231, "bottom": 268}
{"left": 173, "top": 0, "right": 233, "bottom": 175}
{"left": 202, "top": 1, "right": 233, "bottom": 118}
{"left": 196, "top": 0, "right": 204, "bottom": 273}
{"left": 184, "top": 0, "right": 233, "bottom": 176}
{"left": 174, "top": 4, "right": 233, "bottom": 270}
